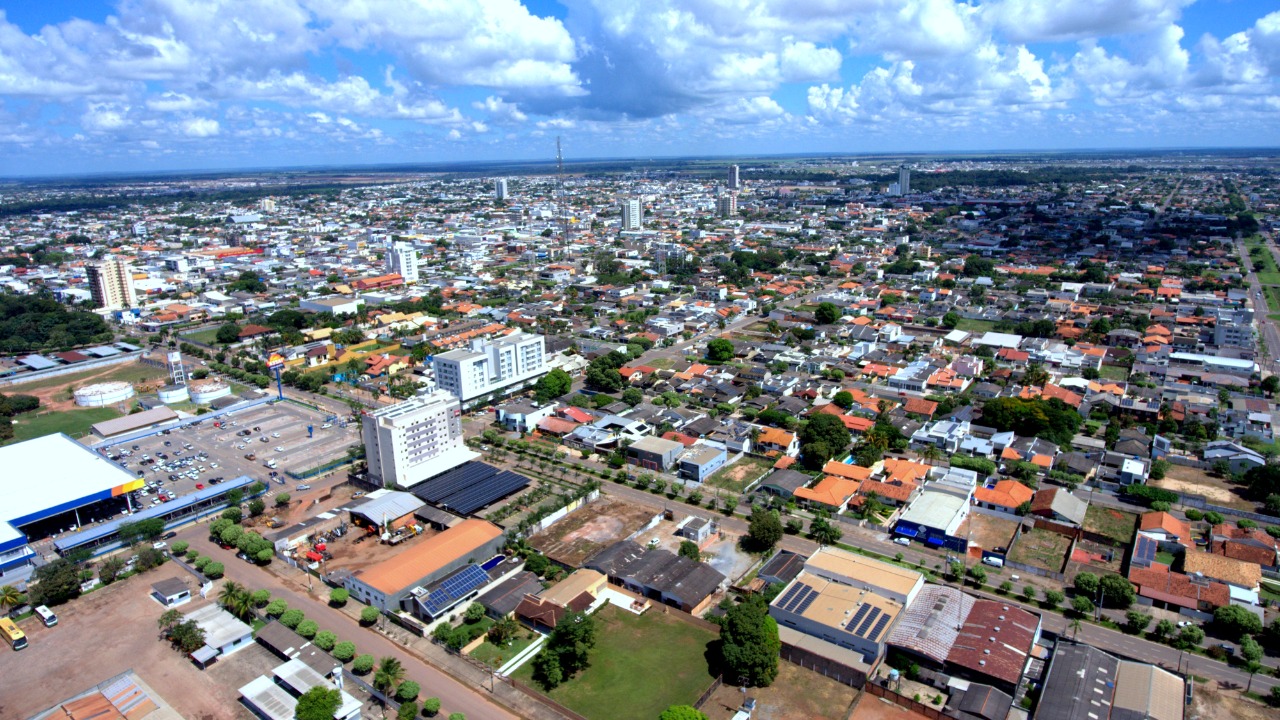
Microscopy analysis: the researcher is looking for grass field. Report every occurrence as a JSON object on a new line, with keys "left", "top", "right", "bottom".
{"left": 6, "top": 363, "right": 168, "bottom": 395}
{"left": 513, "top": 605, "right": 718, "bottom": 720}
{"left": 181, "top": 327, "right": 223, "bottom": 345}
{"left": 1097, "top": 364, "right": 1129, "bottom": 381}
{"left": 647, "top": 357, "right": 675, "bottom": 369}
{"left": 706, "top": 455, "right": 774, "bottom": 492}
{"left": 469, "top": 632, "right": 539, "bottom": 668}
{"left": 1263, "top": 285, "right": 1280, "bottom": 315}
{"left": 955, "top": 318, "right": 997, "bottom": 333}
{"left": 1254, "top": 272, "right": 1280, "bottom": 285}
{"left": 7, "top": 407, "right": 123, "bottom": 444}
{"left": 1007, "top": 527, "right": 1072, "bottom": 573}
{"left": 1084, "top": 505, "right": 1138, "bottom": 546}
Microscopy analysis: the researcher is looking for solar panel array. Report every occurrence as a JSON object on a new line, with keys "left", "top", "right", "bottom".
{"left": 1134, "top": 535, "right": 1157, "bottom": 566}
{"left": 422, "top": 563, "right": 489, "bottom": 616}
{"left": 845, "top": 604, "right": 872, "bottom": 632}
{"left": 411, "top": 462, "right": 531, "bottom": 515}
{"left": 775, "top": 582, "right": 804, "bottom": 608}
{"left": 855, "top": 607, "right": 883, "bottom": 637}
{"left": 868, "top": 613, "right": 892, "bottom": 642}
{"left": 778, "top": 583, "right": 817, "bottom": 613}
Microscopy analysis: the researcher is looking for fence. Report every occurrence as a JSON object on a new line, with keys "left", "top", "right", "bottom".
{"left": 0, "top": 350, "right": 143, "bottom": 388}
{"left": 503, "top": 677, "right": 591, "bottom": 720}
{"left": 693, "top": 675, "right": 724, "bottom": 711}
{"left": 522, "top": 490, "right": 600, "bottom": 536}
{"left": 286, "top": 455, "right": 360, "bottom": 481}
{"left": 864, "top": 682, "right": 948, "bottom": 720}
{"left": 344, "top": 672, "right": 399, "bottom": 711}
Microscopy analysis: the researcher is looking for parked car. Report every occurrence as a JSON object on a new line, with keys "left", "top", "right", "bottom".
{"left": 297, "top": 484, "right": 311, "bottom": 491}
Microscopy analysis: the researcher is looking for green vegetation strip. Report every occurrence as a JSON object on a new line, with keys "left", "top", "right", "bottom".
{"left": 8, "top": 407, "right": 122, "bottom": 444}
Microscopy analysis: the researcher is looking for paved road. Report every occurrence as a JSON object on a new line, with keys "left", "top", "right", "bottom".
{"left": 1235, "top": 236, "right": 1280, "bottom": 376}
{"left": 176, "top": 525, "right": 519, "bottom": 720}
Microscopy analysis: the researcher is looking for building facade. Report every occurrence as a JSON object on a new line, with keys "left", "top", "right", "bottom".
{"left": 727, "top": 164, "right": 741, "bottom": 189}
{"left": 717, "top": 193, "right": 737, "bottom": 217}
{"left": 621, "top": 198, "right": 643, "bottom": 230}
{"left": 362, "top": 390, "right": 477, "bottom": 488}
{"left": 87, "top": 257, "right": 137, "bottom": 310}
{"left": 434, "top": 331, "right": 547, "bottom": 404}
{"left": 386, "top": 241, "right": 419, "bottom": 284}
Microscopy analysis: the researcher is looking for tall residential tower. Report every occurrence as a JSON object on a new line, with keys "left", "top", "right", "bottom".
{"left": 86, "top": 257, "right": 137, "bottom": 310}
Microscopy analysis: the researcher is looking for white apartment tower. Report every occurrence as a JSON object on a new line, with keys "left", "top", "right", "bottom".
{"left": 494, "top": 178, "right": 509, "bottom": 201}
{"left": 621, "top": 198, "right": 643, "bottom": 231}
{"left": 361, "top": 389, "right": 479, "bottom": 488}
{"left": 727, "top": 165, "right": 741, "bottom": 190}
{"left": 386, "top": 241, "right": 419, "bottom": 284}
{"left": 898, "top": 165, "right": 911, "bottom": 195}
{"left": 717, "top": 193, "right": 737, "bottom": 218}
{"left": 433, "top": 331, "right": 547, "bottom": 403}
{"left": 86, "top": 257, "right": 137, "bottom": 310}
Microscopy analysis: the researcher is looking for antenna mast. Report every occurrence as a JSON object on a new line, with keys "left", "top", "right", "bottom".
{"left": 557, "top": 136, "right": 570, "bottom": 247}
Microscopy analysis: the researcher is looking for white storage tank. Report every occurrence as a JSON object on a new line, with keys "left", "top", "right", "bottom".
{"left": 73, "top": 381, "right": 135, "bottom": 407}
{"left": 189, "top": 380, "right": 232, "bottom": 405}
{"left": 157, "top": 383, "right": 190, "bottom": 404}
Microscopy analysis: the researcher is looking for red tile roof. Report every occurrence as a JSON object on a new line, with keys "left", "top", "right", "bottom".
{"left": 947, "top": 600, "right": 1040, "bottom": 686}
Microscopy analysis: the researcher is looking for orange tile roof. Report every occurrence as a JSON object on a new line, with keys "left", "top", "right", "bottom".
{"left": 974, "top": 480, "right": 1034, "bottom": 509}
{"left": 822, "top": 461, "right": 873, "bottom": 481}
{"left": 1139, "top": 511, "right": 1191, "bottom": 544}
{"left": 355, "top": 519, "right": 502, "bottom": 594}
{"left": 794, "top": 476, "right": 860, "bottom": 508}
{"left": 756, "top": 427, "right": 796, "bottom": 448}
{"left": 881, "top": 457, "right": 930, "bottom": 485}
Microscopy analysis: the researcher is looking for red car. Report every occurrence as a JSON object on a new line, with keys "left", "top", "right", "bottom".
{"left": 195, "top": 483, "right": 204, "bottom": 490}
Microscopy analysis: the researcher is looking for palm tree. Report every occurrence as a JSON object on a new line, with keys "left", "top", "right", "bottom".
{"left": 219, "top": 581, "right": 253, "bottom": 621}
{"left": 919, "top": 446, "right": 942, "bottom": 467}
{"left": 373, "top": 656, "right": 405, "bottom": 697}
{"left": 0, "top": 585, "right": 22, "bottom": 612}
{"left": 1069, "top": 616, "right": 1083, "bottom": 640}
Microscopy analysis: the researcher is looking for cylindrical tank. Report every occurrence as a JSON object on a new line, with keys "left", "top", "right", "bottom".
{"left": 157, "top": 384, "right": 190, "bottom": 404}
{"left": 74, "top": 381, "right": 135, "bottom": 407}
{"left": 189, "top": 380, "right": 232, "bottom": 405}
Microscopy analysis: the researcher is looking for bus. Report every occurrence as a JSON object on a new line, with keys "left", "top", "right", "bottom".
{"left": 0, "top": 617, "right": 27, "bottom": 650}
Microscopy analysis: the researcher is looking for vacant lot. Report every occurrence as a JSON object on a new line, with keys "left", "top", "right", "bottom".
{"left": 702, "top": 661, "right": 857, "bottom": 720}
{"left": 954, "top": 318, "right": 997, "bottom": 333}
{"left": 7, "top": 362, "right": 168, "bottom": 401}
{"left": 1154, "top": 464, "right": 1253, "bottom": 510}
{"left": 706, "top": 455, "right": 774, "bottom": 492}
{"left": 1084, "top": 505, "right": 1139, "bottom": 546}
{"left": 529, "top": 495, "right": 658, "bottom": 566}
{"left": 1097, "top": 364, "right": 1129, "bottom": 382}
{"left": 1008, "top": 527, "right": 1072, "bottom": 573}
{"left": 513, "top": 605, "right": 718, "bottom": 720}
{"left": 957, "top": 512, "right": 1020, "bottom": 552}
{"left": 181, "top": 327, "right": 223, "bottom": 345}
{"left": 8, "top": 406, "right": 122, "bottom": 445}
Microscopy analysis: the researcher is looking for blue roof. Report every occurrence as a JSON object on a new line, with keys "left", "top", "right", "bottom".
{"left": 421, "top": 563, "right": 489, "bottom": 617}
{"left": 19, "top": 355, "right": 59, "bottom": 370}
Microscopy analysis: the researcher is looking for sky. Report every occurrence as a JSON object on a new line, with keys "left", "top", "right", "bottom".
{"left": 0, "top": 0, "right": 1277, "bottom": 177}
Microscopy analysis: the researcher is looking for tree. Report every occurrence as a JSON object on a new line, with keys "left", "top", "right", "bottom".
{"left": 1124, "top": 609, "right": 1152, "bottom": 635}
{"left": 219, "top": 580, "right": 253, "bottom": 621}
{"left": 1073, "top": 572, "right": 1099, "bottom": 598}
{"left": 171, "top": 540, "right": 189, "bottom": 555}
{"left": 448, "top": 715, "right": 466, "bottom": 720}
{"left": 168, "top": 620, "right": 207, "bottom": 653}
{"left": 297, "top": 619, "right": 319, "bottom": 638}
{"left": 941, "top": 311, "right": 960, "bottom": 329}
{"left": 397, "top": 681, "right": 421, "bottom": 702}
{"left": 329, "top": 588, "right": 349, "bottom": 606}
{"left": 422, "top": 698, "right": 442, "bottom": 717}
{"left": 314, "top": 631, "right": 337, "bottom": 651}
{"left": 361, "top": 606, "right": 380, "bottom": 624}
{"left": 808, "top": 517, "right": 843, "bottom": 545}
{"left": 1153, "top": 619, "right": 1176, "bottom": 640}
{"left": 533, "top": 610, "right": 598, "bottom": 689}
{"left": 204, "top": 562, "right": 225, "bottom": 579}
{"left": 1173, "top": 625, "right": 1204, "bottom": 650}
{"left": 621, "top": 387, "right": 644, "bottom": 407}
{"left": 1023, "top": 363, "right": 1050, "bottom": 388}
{"left": 374, "top": 656, "right": 406, "bottom": 696}
{"left": 832, "top": 391, "right": 854, "bottom": 410}
{"left": 1071, "top": 595, "right": 1095, "bottom": 616}
{"left": 275, "top": 493, "right": 291, "bottom": 506}
{"left": 1240, "top": 634, "right": 1263, "bottom": 663}
{"left": 29, "top": 558, "right": 81, "bottom": 607}
{"left": 678, "top": 540, "right": 701, "bottom": 561}
{"left": 333, "top": 641, "right": 356, "bottom": 661}
{"left": 720, "top": 595, "right": 780, "bottom": 687}
{"left": 99, "top": 556, "right": 126, "bottom": 584}
{"left": 398, "top": 701, "right": 420, "bottom": 720}
{"left": 352, "top": 654, "right": 375, "bottom": 674}
{"left": 533, "top": 368, "right": 573, "bottom": 403}
{"left": 966, "top": 566, "right": 987, "bottom": 587}
{"left": 158, "top": 608, "right": 183, "bottom": 633}
{"left": 0, "top": 584, "right": 24, "bottom": 612}
{"left": 279, "top": 608, "right": 305, "bottom": 629}
{"left": 1213, "top": 604, "right": 1263, "bottom": 636}
{"left": 659, "top": 706, "right": 709, "bottom": 720}
{"left": 216, "top": 323, "right": 242, "bottom": 345}
{"left": 265, "top": 599, "right": 288, "bottom": 617}
{"left": 248, "top": 498, "right": 266, "bottom": 517}
{"left": 1021, "top": 585, "right": 1037, "bottom": 603}
{"left": 746, "top": 508, "right": 783, "bottom": 553}
{"left": 706, "top": 338, "right": 735, "bottom": 362}
{"left": 1262, "top": 375, "right": 1280, "bottom": 395}
{"left": 814, "top": 302, "right": 840, "bottom": 325}
{"left": 1099, "top": 574, "right": 1136, "bottom": 609}
{"left": 295, "top": 687, "right": 342, "bottom": 720}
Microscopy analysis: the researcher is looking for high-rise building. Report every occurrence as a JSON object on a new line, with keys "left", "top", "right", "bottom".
{"left": 86, "top": 257, "right": 137, "bottom": 310}
{"left": 717, "top": 193, "right": 737, "bottom": 218}
{"left": 727, "top": 165, "right": 741, "bottom": 190}
{"left": 494, "top": 178, "right": 509, "bottom": 201}
{"left": 362, "top": 389, "right": 479, "bottom": 489}
{"left": 433, "top": 331, "right": 547, "bottom": 403}
{"left": 621, "top": 198, "right": 643, "bottom": 231}
{"left": 386, "top": 241, "right": 419, "bottom": 284}
{"left": 898, "top": 165, "right": 911, "bottom": 195}
{"left": 260, "top": 198, "right": 277, "bottom": 212}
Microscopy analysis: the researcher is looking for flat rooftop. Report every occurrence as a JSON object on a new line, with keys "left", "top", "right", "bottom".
{"left": 0, "top": 433, "right": 143, "bottom": 527}
{"left": 804, "top": 545, "right": 924, "bottom": 598}
{"left": 773, "top": 571, "right": 902, "bottom": 644}
{"left": 898, "top": 488, "right": 969, "bottom": 534}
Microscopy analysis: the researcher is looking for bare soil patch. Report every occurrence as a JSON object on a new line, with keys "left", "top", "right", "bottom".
{"left": 1154, "top": 464, "right": 1253, "bottom": 509}
{"left": 1007, "top": 527, "right": 1072, "bottom": 573}
{"left": 957, "top": 512, "right": 1020, "bottom": 552}
{"left": 703, "top": 662, "right": 858, "bottom": 720}
{"left": 529, "top": 495, "right": 659, "bottom": 566}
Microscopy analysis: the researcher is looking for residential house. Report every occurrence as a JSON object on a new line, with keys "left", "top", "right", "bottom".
{"left": 1029, "top": 487, "right": 1089, "bottom": 527}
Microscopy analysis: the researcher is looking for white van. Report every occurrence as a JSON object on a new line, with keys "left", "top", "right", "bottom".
{"left": 982, "top": 556, "right": 1005, "bottom": 568}
{"left": 34, "top": 605, "right": 57, "bottom": 627}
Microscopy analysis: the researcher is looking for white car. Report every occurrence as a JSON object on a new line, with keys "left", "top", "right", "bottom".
{"left": 274, "top": 446, "right": 284, "bottom": 452}
{"left": 152, "top": 541, "right": 168, "bottom": 550}
{"left": 272, "top": 432, "right": 280, "bottom": 438}
{"left": 210, "top": 462, "right": 219, "bottom": 469}
{"left": 321, "top": 423, "right": 332, "bottom": 429}
{"left": 297, "top": 484, "right": 311, "bottom": 491}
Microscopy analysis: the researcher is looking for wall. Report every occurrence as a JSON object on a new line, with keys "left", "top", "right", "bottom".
{"left": 779, "top": 639, "right": 869, "bottom": 689}
{"left": 0, "top": 351, "right": 143, "bottom": 389}
{"left": 864, "top": 682, "right": 948, "bottom": 720}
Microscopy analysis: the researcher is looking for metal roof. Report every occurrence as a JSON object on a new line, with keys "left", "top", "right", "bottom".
{"left": 1, "top": 433, "right": 142, "bottom": 527}
{"left": 349, "top": 490, "right": 424, "bottom": 524}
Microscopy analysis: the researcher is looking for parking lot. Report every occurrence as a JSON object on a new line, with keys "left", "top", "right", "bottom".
{"left": 106, "top": 402, "right": 361, "bottom": 511}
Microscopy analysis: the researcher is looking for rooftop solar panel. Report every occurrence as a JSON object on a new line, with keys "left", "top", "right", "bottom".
{"left": 776, "top": 583, "right": 803, "bottom": 609}
{"left": 845, "top": 604, "right": 872, "bottom": 632}
{"left": 784, "top": 585, "right": 814, "bottom": 613}
{"left": 410, "top": 463, "right": 531, "bottom": 515}
{"left": 422, "top": 563, "right": 489, "bottom": 616}
{"left": 856, "top": 607, "right": 882, "bottom": 636}
{"left": 867, "top": 613, "right": 892, "bottom": 642}
{"left": 794, "top": 592, "right": 817, "bottom": 614}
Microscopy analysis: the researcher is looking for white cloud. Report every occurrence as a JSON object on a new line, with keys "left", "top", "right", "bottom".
{"left": 181, "top": 117, "right": 221, "bottom": 137}
{"left": 780, "top": 41, "right": 842, "bottom": 82}
{"left": 473, "top": 96, "right": 528, "bottom": 123}
{"left": 82, "top": 104, "right": 130, "bottom": 132}
{"left": 146, "top": 92, "right": 211, "bottom": 113}
{"left": 1072, "top": 24, "right": 1189, "bottom": 100}
{"left": 984, "top": 0, "right": 1194, "bottom": 42}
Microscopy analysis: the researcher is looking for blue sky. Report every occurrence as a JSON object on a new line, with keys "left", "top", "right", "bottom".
{"left": 0, "top": 0, "right": 1277, "bottom": 177}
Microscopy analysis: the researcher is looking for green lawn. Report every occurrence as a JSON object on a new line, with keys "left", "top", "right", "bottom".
{"left": 181, "top": 327, "right": 223, "bottom": 345}
{"left": 1097, "top": 365, "right": 1129, "bottom": 382}
{"left": 1007, "top": 527, "right": 1072, "bottom": 573}
{"left": 706, "top": 454, "right": 774, "bottom": 492}
{"left": 1255, "top": 272, "right": 1280, "bottom": 285}
{"left": 955, "top": 317, "right": 997, "bottom": 333}
{"left": 1084, "top": 505, "right": 1138, "bottom": 546}
{"left": 1155, "top": 550, "right": 1176, "bottom": 566}
{"left": 513, "top": 605, "right": 718, "bottom": 720}
{"left": 7, "top": 407, "right": 123, "bottom": 444}
{"left": 469, "top": 631, "right": 540, "bottom": 668}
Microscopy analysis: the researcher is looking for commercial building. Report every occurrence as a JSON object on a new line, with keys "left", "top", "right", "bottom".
{"left": 717, "top": 193, "right": 737, "bottom": 217}
{"left": 86, "top": 257, "right": 137, "bottom": 310}
{"left": 621, "top": 198, "right": 643, "bottom": 230}
{"left": 343, "top": 518, "right": 505, "bottom": 613}
{"left": 299, "top": 295, "right": 364, "bottom": 316}
{"left": 433, "top": 331, "right": 547, "bottom": 404}
{"left": 587, "top": 540, "right": 726, "bottom": 613}
{"left": 1036, "top": 639, "right": 1185, "bottom": 720}
{"left": 769, "top": 570, "right": 903, "bottom": 664}
{"left": 186, "top": 603, "right": 254, "bottom": 666}
{"left": 803, "top": 546, "right": 925, "bottom": 607}
{"left": 386, "top": 241, "right": 419, "bottom": 284}
{"left": 626, "top": 435, "right": 685, "bottom": 472}
{"left": 362, "top": 390, "right": 480, "bottom": 489}
{"left": 678, "top": 444, "right": 728, "bottom": 482}
{"left": 727, "top": 164, "right": 740, "bottom": 190}
{"left": 898, "top": 164, "right": 911, "bottom": 195}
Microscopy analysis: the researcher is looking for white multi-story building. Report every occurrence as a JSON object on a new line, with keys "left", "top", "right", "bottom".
{"left": 433, "top": 331, "right": 547, "bottom": 404}
{"left": 362, "top": 389, "right": 479, "bottom": 488}
{"left": 621, "top": 198, "right": 643, "bottom": 231}
{"left": 494, "top": 178, "right": 509, "bottom": 201}
{"left": 86, "top": 257, "right": 137, "bottom": 310}
{"left": 386, "top": 241, "right": 419, "bottom": 284}
{"left": 717, "top": 193, "right": 737, "bottom": 217}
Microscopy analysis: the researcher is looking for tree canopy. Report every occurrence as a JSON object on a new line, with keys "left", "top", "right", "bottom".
{"left": 532, "top": 611, "right": 598, "bottom": 690}
{"left": 0, "top": 293, "right": 112, "bottom": 353}
{"left": 706, "top": 338, "right": 735, "bottom": 362}
{"left": 979, "top": 397, "right": 1081, "bottom": 445}
{"left": 534, "top": 368, "right": 573, "bottom": 403}
{"left": 295, "top": 687, "right": 342, "bottom": 720}
{"left": 720, "top": 595, "right": 780, "bottom": 687}
{"left": 814, "top": 302, "right": 840, "bottom": 325}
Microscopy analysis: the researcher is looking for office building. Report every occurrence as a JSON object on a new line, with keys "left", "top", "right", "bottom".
{"left": 434, "top": 331, "right": 547, "bottom": 404}
{"left": 621, "top": 198, "right": 643, "bottom": 231}
{"left": 898, "top": 164, "right": 911, "bottom": 195}
{"left": 727, "top": 164, "right": 741, "bottom": 189}
{"left": 717, "top": 193, "right": 737, "bottom": 217}
{"left": 86, "top": 257, "right": 137, "bottom": 310}
{"left": 386, "top": 241, "right": 419, "bottom": 284}
{"left": 362, "top": 389, "right": 479, "bottom": 488}
{"left": 495, "top": 177, "right": 509, "bottom": 201}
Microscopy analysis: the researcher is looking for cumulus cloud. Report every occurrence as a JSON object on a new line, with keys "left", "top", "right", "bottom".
{"left": 181, "top": 117, "right": 220, "bottom": 136}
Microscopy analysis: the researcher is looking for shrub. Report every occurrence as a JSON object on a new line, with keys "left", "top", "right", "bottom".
{"left": 171, "top": 541, "right": 189, "bottom": 555}
{"left": 332, "top": 641, "right": 356, "bottom": 662}
{"left": 279, "top": 609, "right": 305, "bottom": 629}
{"left": 361, "top": 606, "right": 381, "bottom": 625}
{"left": 1184, "top": 508, "right": 1204, "bottom": 521}
{"left": 352, "top": 654, "right": 375, "bottom": 674}
{"left": 396, "top": 681, "right": 421, "bottom": 702}
{"left": 422, "top": 698, "right": 441, "bottom": 717}
{"left": 329, "top": 588, "right": 349, "bottom": 606}
{"left": 193, "top": 556, "right": 211, "bottom": 570}
{"left": 296, "top": 619, "right": 319, "bottom": 638}
{"left": 314, "top": 631, "right": 337, "bottom": 650}
{"left": 448, "top": 714, "right": 465, "bottom": 720}
{"left": 265, "top": 599, "right": 287, "bottom": 617}
{"left": 251, "top": 589, "right": 271, "bottom": 607}
{"left": 398, "top": 701, "right": 420, "bottom": 720}
{"left": 204, "top": 562, "right": 224, "bottom": 578}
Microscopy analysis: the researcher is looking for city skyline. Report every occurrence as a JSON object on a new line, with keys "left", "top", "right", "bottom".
{"left": 0, "top": 0, "right": 1278, "bottom": 176}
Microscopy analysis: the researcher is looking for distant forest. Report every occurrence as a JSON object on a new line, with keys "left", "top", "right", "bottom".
{"left": 0, "top": 294, "right": 113, "bottom": 353}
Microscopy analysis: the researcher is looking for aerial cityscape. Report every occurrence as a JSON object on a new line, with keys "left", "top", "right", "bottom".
{"left": 1, "top": 3, "right": 1279, "bottom": 720}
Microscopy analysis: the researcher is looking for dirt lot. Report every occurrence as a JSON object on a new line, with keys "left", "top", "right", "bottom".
{"left": 1190, "top": 680, "right": 1276, "bottom": 720}
{"left": 0, "top": 562, "right": 257, "bottom": 720}
{"left": 530, "top": 495, "right": 659, "bottom": 566}
{"left": 847, "top": 694, "right": 933, "bottom": 720}
{"left": 1155, "top": 464, "right": 1253, "bottom": 509}
{"left": 957, "top": 512, "right": 1020, "bottom": 552}
{"left": 1007, "top": 527, "right": 1073, "bottom": 573}
{"left": 706, "top": 455, "right": 773, "bottom": 492}
{"left": 320, "top": 521, "right": 441, "bottom": 574}
{"left": 1069, "top": 539, "right": 1125, "bottom": 574}
{"left": 8, "top": 361, "right": 169, "bottom": 413}
{"left": 702, "top": 661, "right": 858, "bottom": 720}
